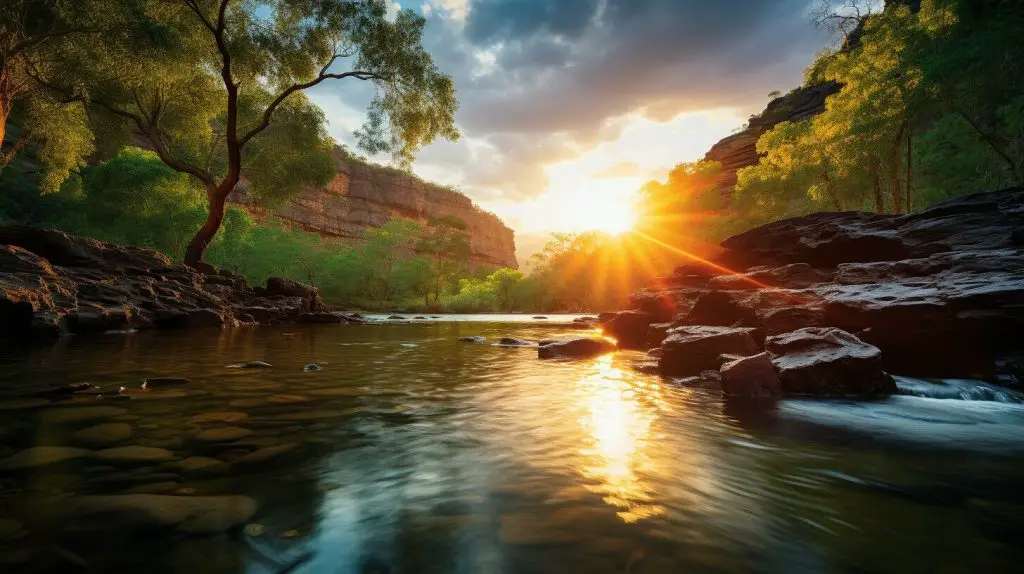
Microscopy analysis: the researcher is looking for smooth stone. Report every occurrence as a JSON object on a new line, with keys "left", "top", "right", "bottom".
{"left": 142, "top": 377, "right": 191, "bottom": 389}
{"left": 94, "top": 446, "right": 176, "bottom": 464}
{"left": 232, "top": 444, "right": 300, "bottom": 468}
{"left": 68, "top": 494, "right": 258, "bottom": 534}
{"left": 69, "top": 422, "right": 133, "bottom": 448}
{"left": 0, "top": 398, "right": 50, "bottom": 411}
{"left": 193, "top": 427, "right": 253, "bottom": 443}
{"left": 226, "top": 361, "right": 272, "bottom": 369}
{"left": 303, "top": 364, "right": 322, "bottom": 372}
{"left": 458, "top": 336, "right": 486, "bottom": 344}
{"left": 0, "top": 446, "right": 91, "bottom": 470}
{"left": 495, "top": 337, "right": 534, "bottom": 347}
{"left": 126, "top": 481, "right": 181, "bottom": 494}
{"left": 176, "top": 457, "right": 230, "bottom": 476}
{"left": 189, "top": 411, "right": 249, "bottom": 424}
{"left": 121, "top": 390, "right": 190, "bottom": 401}
{"left": 39, "top": 406, "right": 128, "bottom": 425}
{"left": 267, "top": 394, "right": 309, "bottom": 404}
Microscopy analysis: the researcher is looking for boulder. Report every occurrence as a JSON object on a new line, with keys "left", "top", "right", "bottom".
{"left": 71, "top": 423, "right": 133, "bottom": 447}
{"left": 659, "top": 326, "right": 759, "bottom": 376}
{"left": 297, "top": 312, "right": 346, "bottom": 324}
{"left": 0, "top": 446, "right": 90, "bottom": 470}
{"left": 765, "top": 327, "right": 896, "bottom": 396}
{"left": 719, "top": 352, "right": 781, "bottom": 399}
{"left": 458, "top": 336, "right": 486, "bottom": 344}
{"left": 538, "top": 337, "right": 616, "bottom": 359}
{"left": 600, "top": 311, "right": 653, "bottom": 349}
{"left": 262, "top": 277, "right": 324, "bottom": 312}
{"left": 142, "top": 377, "right": 191, "bottom": 389}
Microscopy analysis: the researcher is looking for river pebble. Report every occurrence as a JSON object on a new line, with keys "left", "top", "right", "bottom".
{"left": 0, "top": 447, "right": 91, "bottom": 470}
{"left": 193, "top": 427, "right": 253, "bottom": 443}
{"left": 94, "top": 446, "right": 176, "bottom": 464}
{"left": 39, "top": 406, "right": 128, "bottom": 425}
{"left": 71, "top": 423, "right": 133, "bottom": 448}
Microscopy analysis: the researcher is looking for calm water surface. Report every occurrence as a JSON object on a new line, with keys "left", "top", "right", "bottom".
{"left": 1, "top": 317, "right": 1023, "bottom": 573}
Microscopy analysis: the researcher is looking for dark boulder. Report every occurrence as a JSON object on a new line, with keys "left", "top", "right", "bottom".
{"left": 297, "top": 312, "right": 346, "bottom": 324}
{"left": 262, "top": 277, "right": 324, "bottom": 313}
{"left": 538, "top": 337, "right": 616, "bottom": 359}
{"left": 601, "top": 310, "right": 653, "bottom": 348}
{"left": 659, "top": 326, "right": 760, "bottom": 376}
{"left": 719, "top": 352, "right": 781, "bottom": 399}
{"left": 458, "top": 336, "right": 486, "bottom": 344}
{"left": 766, "top": 327, "right": 896, "bottom": 396}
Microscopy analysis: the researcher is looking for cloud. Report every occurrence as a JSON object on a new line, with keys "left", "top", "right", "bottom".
{"left": 591, "top": 161, "right": 644, "bottom": 179}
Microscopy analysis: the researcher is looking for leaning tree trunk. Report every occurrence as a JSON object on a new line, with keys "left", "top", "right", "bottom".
{"left": 184, "top": 182, "right": 232, "bottom": 270}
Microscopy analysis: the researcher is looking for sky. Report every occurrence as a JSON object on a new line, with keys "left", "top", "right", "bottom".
{"left": 306, "top": 0, "right": 830, "bottom": 264}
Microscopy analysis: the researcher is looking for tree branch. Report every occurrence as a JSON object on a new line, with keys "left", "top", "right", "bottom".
{"left": 240, "top": 69, "right": 382, "bottom": 146}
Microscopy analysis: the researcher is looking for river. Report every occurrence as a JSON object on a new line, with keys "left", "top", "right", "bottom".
{"left": 1, "top": 317, "right": 1022, "bottom": 573}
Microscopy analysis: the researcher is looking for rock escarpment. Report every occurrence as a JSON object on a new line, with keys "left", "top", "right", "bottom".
{"left": 704, "top": 82, "right": 842, "bottom": 194}
{"left": 231, "top": 152, "right": 518, "bottom": 269}
{"left": 605, "top": 187, "right": 1024, "bottom": 390}
{"left": 0, "top": 226, "right": 361, "bottom": 338}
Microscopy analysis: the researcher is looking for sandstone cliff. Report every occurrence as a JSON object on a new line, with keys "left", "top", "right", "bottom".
{"left": 704, "top": 81, "right": 842, "bottom": 194}
{"left": 231, "top": 152, "right": 518, "bottom": 269}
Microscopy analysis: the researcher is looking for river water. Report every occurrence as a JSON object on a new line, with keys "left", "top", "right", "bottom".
{"left": 1, "top": 317, "right": 1023, "bottom": 573}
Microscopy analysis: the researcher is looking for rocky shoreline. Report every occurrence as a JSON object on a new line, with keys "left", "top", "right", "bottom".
{"left": 0, "top": 226, "right": 362, "bottom": 338}
{"left": 601, "top": 187, "right": 1024, "bottom": 396}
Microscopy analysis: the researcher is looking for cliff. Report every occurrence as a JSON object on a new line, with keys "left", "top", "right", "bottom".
{"left": 230, "top": 152, "right": 518, "bottom": 269}
{"left": 704, "top": 81, "right": 842, "bottom": 194}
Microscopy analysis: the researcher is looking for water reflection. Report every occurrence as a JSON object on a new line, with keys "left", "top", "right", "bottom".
{"left": 575, "top": 355, "right": 666, "bottom": 523}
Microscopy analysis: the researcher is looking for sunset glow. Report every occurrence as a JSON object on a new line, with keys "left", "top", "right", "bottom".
{"left": 578, "top": 196, "right": 638, "bottom": 235}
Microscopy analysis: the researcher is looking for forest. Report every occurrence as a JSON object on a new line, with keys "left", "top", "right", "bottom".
{"left": 1, "top": 0, "right": 1022, "bottom": 312}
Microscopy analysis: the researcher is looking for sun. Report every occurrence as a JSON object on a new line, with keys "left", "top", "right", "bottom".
{"left": 579, "top": 198, "right": 637, "bottom": 235}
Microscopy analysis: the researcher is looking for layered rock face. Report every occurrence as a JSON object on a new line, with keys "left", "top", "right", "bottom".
{"left": 606, "top": 187, "right": 1024, "bottom": 389}
{"left": 231, "top": 153, "right": 518, "bottom": 269}
{"left": 0, "top": 226, "right": 361, "bottom": 338}
{"left": 704, "top": 82, "right": 842, "bottom": 194}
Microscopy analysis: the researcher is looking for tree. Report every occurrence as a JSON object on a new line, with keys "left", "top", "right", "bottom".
{"left": 33, "top": 0, "right": 458, "bottom": 268}
{"left": 357, "top": 219, "right": 421, "bottom": 309}
{"left": 487, "top": 268, "right": 524, "bottom": 311}
{"left": 1, "top": 0, "right": 97, "bottom": 181}
{"left": 416, "top": 214, "right": 470, "bottom": 308}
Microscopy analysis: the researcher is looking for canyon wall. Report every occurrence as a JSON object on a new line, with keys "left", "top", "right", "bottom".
{"left": 231, "top": 152, "right": 518, "bottom": 269}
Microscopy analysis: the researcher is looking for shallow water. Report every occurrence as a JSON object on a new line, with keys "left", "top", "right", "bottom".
{"left": 1, "top": 318, "right": 1023, "bottom": 573}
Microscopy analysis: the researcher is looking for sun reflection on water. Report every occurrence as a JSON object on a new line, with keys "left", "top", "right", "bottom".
{"left": 575, "top": 354, "right": 668, "bottom": 523}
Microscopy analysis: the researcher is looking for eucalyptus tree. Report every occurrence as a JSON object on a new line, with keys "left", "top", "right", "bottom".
{"left": 33, "top": 0, "right": 458, "bottom": 268}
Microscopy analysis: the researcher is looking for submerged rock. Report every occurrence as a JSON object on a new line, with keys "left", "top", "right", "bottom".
{"left": 193, "top": 427, "right": 253, "bottom": 443}
{"left": 141, "top": 377, "right": 191, "bottom": 389}
{"left": 0, "top": 446, "right": 91, "bottom": 470}
{"left": 538, "top": 337, "right": 616, "bottom": 359}
{"left": 458, "top": 336, "right": 486, "bottom": 344}
{"left": 66, "top": 494, "right": 258, "bottom": 534}
{"left": 720, "top": 352, "right": 781, "bottom": 399}
{"left": 71, "top": 423, "right": 133, "bottom": 447}
{"left": 226, "top": 361, "right": 272, "bottom": 369}
{"left": 303, "top": 363, "right": 322, "bottom": 371}
{"left": 189, "top": 411, "right": 248, "bottom": 424}
{"left": 94, "top": 446, "right": 176, "bottom": 464}
{"left": 766, "top": 327, "right": 896, "bottom": 396}
{"left": 39, "top": 406, "right": 127, "bottom": 425}
{"left": 659, "top": 326, "right": 759, "bottom": 376}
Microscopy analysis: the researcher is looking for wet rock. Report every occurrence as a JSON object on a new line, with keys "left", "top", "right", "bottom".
{"left": 532, "top": 316, "right": 548, "bottom": 319}
{"left": 600, "top": 310, "right": 654, "bottom": 349}
{"left": 67, "top": 494, "right": 258, "bottom": 534}
{"left": 387, "top": 315, "right": 404, "bottom": 320}
{"left": 0, "top": 446, "right": 91, "bottom": 470}
{"left": 193, "top": 427, "right": 253, "bottom": 443}
{"left": 495, "top": 337, "right": 534, "bottom": 347}
{"left": 303, "top": 363, "right": 322, "bottom": 372}
{"left": 226, "top": 361, "right": 272, "bottom": 369}
{"left": 40, "top": 406, "right": 128, "bottom": 425}
{"left": 297, "top": 312, "right": 345, "bottom": 324}
{"left": 659, "top": 326, "right": 759, "bottom": 376}
{"left": 94, "top": 446, "right": 176, "bottom": 465}
{"left": 126, "top": 481, "right": 181, "bottom": 494}
{"left": 176, "top": 457, "right": 230, "bottom": 476}
{"left": 71, "top": 423, "right": 133, "bottom": 447}
{"left": 646, "top": 322, "right": 672, "bottom": 346}
{"left": 0, "top": 398, "right": 50, "bottom": 410}
{"left": 766, "top": 327, "right": 897, "bottom": 396}
{"left": 538, "top": 337, "right": 616, "bottom": 359}
{"left": 458, "top": 336, "right": 486, "bottom": 344}
{"left": 414, "top": 316, "right": 427, "bottom": 319}
{"left": 30, "top": 382, "right": 98, "bottom": 398}
{"left": 189, "top": 411, "right": 249, "bottom": 424}
{"left": 141, "top": 377, "right": 191, "bottom": 389}
{"left": 720, "top": 352, "right": 781, "bottom": 399}
{"left": 232, "top": 444, "right": 300, "bottom": 468}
